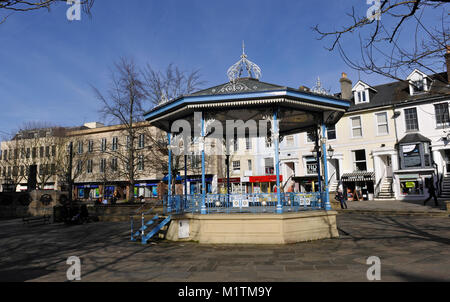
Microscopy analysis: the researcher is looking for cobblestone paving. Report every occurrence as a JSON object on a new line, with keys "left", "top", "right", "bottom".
{"left": 0, "top": 213, "right": 449, "bottom": 282}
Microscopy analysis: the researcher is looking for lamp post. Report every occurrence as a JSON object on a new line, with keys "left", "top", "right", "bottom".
{"left": 327, "top": 145, "right": 334, "bottom": 159}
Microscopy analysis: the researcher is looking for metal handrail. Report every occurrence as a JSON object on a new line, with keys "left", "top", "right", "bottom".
{"left": 374, "top": 170, "right": 386, "bottom": 197}
{"left": 327, "top": 171, "right": 336, "bottom": 185}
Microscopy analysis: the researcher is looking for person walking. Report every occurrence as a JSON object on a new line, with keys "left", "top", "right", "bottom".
{"left": 335, "top": 189, "right": 347, "bottom": 209}
{"left": 424, "top": 178, "right": 439, "bottom": 206}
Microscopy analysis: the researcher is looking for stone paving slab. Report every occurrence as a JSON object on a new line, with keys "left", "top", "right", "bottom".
{"left": 339, "top": 199, "right": 448, "bottom": 215}
{"left": 0, "top": 213, "right": 449, "bottom": 282}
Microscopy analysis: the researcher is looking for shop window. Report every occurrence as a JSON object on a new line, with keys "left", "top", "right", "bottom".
{"left": 400, "top": 179, "right": 423, "bottom": 195}
{"left": 402, "top": 144, "right": 421, "bottom": 168}
{"left": 353, "top": 149, "right": 367, "bottom": 171}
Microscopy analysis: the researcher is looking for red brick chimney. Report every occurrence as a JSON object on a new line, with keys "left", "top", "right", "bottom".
{"left": 339, "top": 72, "right": 352, "bottom": 100}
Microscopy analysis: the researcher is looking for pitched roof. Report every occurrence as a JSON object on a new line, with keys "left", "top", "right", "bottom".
{"left": 397, "top": 133, "right": 431, "bottom": 145}
{"left": 347, "top": 72, "right": 449, "bottom": 112}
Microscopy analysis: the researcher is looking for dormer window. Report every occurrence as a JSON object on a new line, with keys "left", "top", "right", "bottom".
{"left": 357, "top": 91, "right": 367, "bottom": 103}
{"left": 407, "top": 69, "right": 431, "bottom": 95}
{"left": 352, "top": 81, "right": 376, "bottom": 104}
{"left": 412, "top": 79, "right": 424, "bottom": 93}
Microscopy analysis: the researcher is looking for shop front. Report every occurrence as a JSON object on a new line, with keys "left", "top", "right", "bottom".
{"left": 293, "top": 176, "right": 319, "bottom": 193}
{"left": 76, "top": 184, "right": 100, "bottom": 200}
{"left": 134, "top": 182, "right": 159, "bottom": 198}
{"left": 218, "top": 177, "right": 241, "bottom": 193}
{"left": 394, "top": 171, "right": 434, "bottom": 199}
{"left": 246, "top": 175, "right": 284, "bottom": 193}
{"left": 187, "top": 176, "right": 213, "bottom": 195}
{"left": 341, "top": 172, "right": 375, "bottom": 201}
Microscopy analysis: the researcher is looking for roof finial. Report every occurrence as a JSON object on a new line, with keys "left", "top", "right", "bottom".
{"left": 311, "top": 76, "right": 331, "bottom": 96}
{"left": 227, "top": 42, "right": 262, "bottom": 82}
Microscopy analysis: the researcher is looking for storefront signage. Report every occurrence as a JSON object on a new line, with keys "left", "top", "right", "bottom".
{"left": 405, "top": 181, "right": 416, "bottom": 188}
{"left": 218, "top": 177, "right": 241, "bottom": 183}
{"left": 249, "top": 175, "right": 283, "bottom": 183}
{"left": 341, "top": 174, "right": 374, "bottom": 182}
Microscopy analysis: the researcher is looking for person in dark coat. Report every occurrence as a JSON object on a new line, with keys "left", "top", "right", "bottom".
{"left": 335, "top": 189, "right": 347, "bottom": 209}
{"left": 424, "top": 178, "right": 439, "bottom": 206}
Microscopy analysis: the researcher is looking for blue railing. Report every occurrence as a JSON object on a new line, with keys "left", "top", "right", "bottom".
{"left": 164, "top": 192, "right": 325, "bottom": 214}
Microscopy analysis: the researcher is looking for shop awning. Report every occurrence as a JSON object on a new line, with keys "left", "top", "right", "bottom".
{"left": 398, "top": 174, "right": 420, "bottom": 179}
{"left": 341, "top": 172, "right": 375, "bottom": 182}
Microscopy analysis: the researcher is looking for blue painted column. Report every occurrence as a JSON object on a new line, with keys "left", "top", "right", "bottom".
{"left": 321, "top": 124, "right": 332, "bottom": 211}
{"left": 167, "top": 132, "right": 172, "bottom": 213}
{"left": 201, "top": 112, "right": 207, "bottom": 214}
{"left": 273, "top": 108, "right": 283, "bottom": 214}
{"left": 315, "top": 128, "right": 322, "bottom": 207}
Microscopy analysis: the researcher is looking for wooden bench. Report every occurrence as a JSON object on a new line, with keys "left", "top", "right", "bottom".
{"left": 22, "top": 215, "right": 51, "bottom": 226}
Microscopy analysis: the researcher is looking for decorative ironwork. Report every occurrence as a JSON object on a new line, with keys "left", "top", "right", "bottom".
{"left": 218, "top": 81, "right": 252, "bottom": 93}
{"left": 311, "top": 77, "right": 332, "bottom": 96}
{"left": 226, "top": 41, "right": 262, "bottom": 82}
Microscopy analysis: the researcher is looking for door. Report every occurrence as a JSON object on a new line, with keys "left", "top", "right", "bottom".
{"left": 385, "top": 156, "right": 393, "bottom": 177}
{"left": 444, "top": 150, "right": 450, "bottom": 174}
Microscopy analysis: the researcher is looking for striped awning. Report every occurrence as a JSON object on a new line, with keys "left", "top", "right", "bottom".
{"left": 341, "top": 172, "right": 375, "bottom": 182}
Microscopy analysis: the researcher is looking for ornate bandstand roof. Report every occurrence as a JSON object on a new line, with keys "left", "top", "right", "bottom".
{"left": 144, "top": 46, "right": 351, "bottom": 135}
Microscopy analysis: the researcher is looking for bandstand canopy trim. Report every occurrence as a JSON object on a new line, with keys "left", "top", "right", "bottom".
{"left": 144, "top": 78, "right": 351, "bottom": 135}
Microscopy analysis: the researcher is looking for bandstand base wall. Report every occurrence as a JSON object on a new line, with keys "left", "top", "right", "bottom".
{"left": 166, "top": 211, "right": 339, "bottom": 244}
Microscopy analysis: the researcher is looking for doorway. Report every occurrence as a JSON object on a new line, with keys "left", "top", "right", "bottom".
{"left": 383, "top": 155, "right": 393, "bottom": 177}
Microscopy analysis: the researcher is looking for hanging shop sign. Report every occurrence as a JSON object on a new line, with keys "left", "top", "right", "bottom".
{"left": 218, "top": 177, "right": 241, "bottom": 183}
{"left": 341, "top": 172, "right": 375, "bottom": 182}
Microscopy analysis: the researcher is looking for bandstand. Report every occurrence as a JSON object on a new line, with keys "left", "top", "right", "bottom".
{"left": 143, "top": 46, "right": 350, "bottom": 244}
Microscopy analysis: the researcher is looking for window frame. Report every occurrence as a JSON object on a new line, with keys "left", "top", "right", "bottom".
{"left": 352, "top": 149, "right": 367, "bottom": 172}
{"left": 434, "top": 102, "right": 450, "bottom": 129}
{"left": 404, "top": 107, "right": 419, "bottom": 132}
{"left": 350, "top": 116, "right": 363, "bottom": 138}
{"left": 375, "top": 112, "right": 389, "bottom": 136}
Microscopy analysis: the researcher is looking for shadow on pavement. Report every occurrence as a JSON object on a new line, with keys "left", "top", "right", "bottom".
{"left": 0, "top": 267, "right": 57, "bottom": 282}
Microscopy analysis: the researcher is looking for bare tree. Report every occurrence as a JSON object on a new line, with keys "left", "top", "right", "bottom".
{"left": 92, "top": 58, "right": 149, "bottom": 202}
{"left": 313, "top": 0, "right": 449, "bottom": 86}
{"left": 143, "top": 63, "right": 205, "bottom": 194}
{"left": 143, "top": 63, "right": 205, "bottom": 107}
{"left": 0, "top": 0, "right": 94, "bottom": 24}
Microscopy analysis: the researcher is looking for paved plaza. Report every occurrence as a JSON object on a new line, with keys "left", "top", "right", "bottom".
{"left": 0, "top": 211, "right": 449, "bottom": 282}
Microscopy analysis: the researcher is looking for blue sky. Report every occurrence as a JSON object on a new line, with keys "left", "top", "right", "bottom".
{"left": 0, "top": 0, "right": 445, "bottom": 136}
